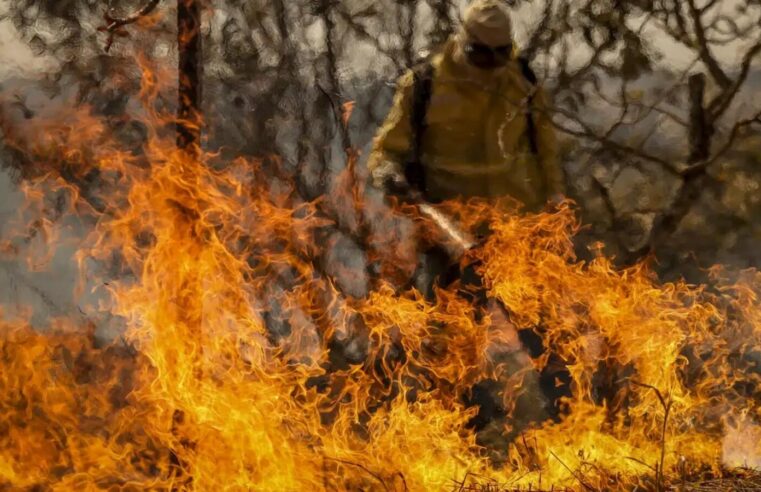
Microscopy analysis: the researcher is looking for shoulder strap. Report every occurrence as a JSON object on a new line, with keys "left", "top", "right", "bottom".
{"left": 407, "top": 59, "right": 435, "bottom": 193}
{"left": 517, "top": 56, "right": 539, "bottom": 156}
{"left": 405, "top": 56, "right": 538, "bottom": 194}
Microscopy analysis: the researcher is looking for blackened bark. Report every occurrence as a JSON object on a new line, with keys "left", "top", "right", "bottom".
{"left": 645, "top": 72, "right": 714, "bottom": 255}
{"left": 687, "top": 73, "right": 711, "bottom": 163}
{"left": 177, "top": 0, "right": 203, "bottom": 152}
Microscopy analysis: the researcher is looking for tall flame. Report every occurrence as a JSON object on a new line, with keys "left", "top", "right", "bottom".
{"left": 1, "top": 59, "right": 759, "bottom": 491}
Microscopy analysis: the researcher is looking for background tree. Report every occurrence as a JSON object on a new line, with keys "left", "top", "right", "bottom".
{"left": 3, "top": 0, "right": 761, "bottom": 297}
{"left": 515, "top": 0, "right": 761, "bottom": 275}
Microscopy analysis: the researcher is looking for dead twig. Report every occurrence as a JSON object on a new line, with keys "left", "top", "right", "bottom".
{"left": 548, "top": 450, "right": 596, "bottom": 492}
{"left": 629, "top": 380, "right": 673, "bottom": 492}
{"left": 625, "top": 455, "right": 657, "bottom": 473}
{"left": 324, "top": 457, "right": 390, "bottom": 492}
{"left": 98, "top": 0, "right": 162, "bottom": 52}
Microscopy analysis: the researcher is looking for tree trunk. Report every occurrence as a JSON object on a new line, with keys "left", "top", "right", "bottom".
{"left": 644, "top": 72, "right": 715, "bottom": 256}
{"left": 688, "top": 73, "right": 711, "bottom": 163}
{"left": 177, "top": 0, "right": 203, "bottom": 152}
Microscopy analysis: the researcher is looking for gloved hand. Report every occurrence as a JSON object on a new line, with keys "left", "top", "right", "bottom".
{"left": 371, "top": 159, "right": 412, "bottom": 197}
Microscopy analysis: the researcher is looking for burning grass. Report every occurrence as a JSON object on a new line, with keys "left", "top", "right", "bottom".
{"left": 0, "top": 64, "right": 760, "bottom": 491}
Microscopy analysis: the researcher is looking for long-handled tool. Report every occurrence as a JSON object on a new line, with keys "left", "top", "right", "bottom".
{"left": 399, "top": 189, "right": 568, "bottom": 428}
{"left": 401, "top": 189, "right": 479, "bottom": 264}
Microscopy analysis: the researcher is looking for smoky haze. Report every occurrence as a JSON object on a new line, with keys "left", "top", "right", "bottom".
{"left": 1, "top": 2, "right": 761, "bottom": 489}
{"left": 2, "top": 0, "right": 761, "bottom": 321}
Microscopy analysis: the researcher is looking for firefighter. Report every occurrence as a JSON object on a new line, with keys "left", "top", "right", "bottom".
{"left": 367, "top": 0, "right": 569, "bottom": 457}
{"left": 368, "top": 0, "right": 564, "bottom": 210}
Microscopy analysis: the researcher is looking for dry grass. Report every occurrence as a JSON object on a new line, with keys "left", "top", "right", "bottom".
{"left": 677, "top": 468, "right": 761, "bottom": 491}
{"left": 447, "top": 468, "right": 761, "bottom": 492}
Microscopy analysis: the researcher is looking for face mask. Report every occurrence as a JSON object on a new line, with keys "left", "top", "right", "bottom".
{"left": 463, "top": 42, "right": 512, "bottom": 70}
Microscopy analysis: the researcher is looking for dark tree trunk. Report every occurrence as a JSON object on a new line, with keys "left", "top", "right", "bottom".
{"left": 688, "top": 73, "right": 711, "bottom": 163}
{"left": 177, "top": 0, "right": 203, "bottom": 152}
{"left": 644, "top": 72, "right": 715, "bottom": 257}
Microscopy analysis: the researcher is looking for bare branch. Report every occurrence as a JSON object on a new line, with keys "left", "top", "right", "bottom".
{"left": 335, "top": 6, "right": 397, "bottom": 65}
{"left": 629, "top": 380, "right": 673, "bottom": 492}
{"left": 707, "top": 38, "right": 761, "bottom": 121}
{"left": 549, "top": 105, "right": 678, "bottom": 173}
{"left": 523, "top": 0, "right": 556, "bottom": 61}
{"left": 426, "top": 0, "right": 456, "bottom": 45}
{"left": 98, "top": 0, "right": 161, "bottom": 52}
{"left": 593, "top": 58, "right": 699, "bottom": 130}
{"left": 625, "top": 455, "right": 657, "bottom": 473}
{"left": 548, "top": 450, "right": 596, "bottom": 491}
{"left": 698, "top": 0, "right": 721, "bottom": 14}
{"left": 686, "top": 0, "right": 732, "bottom": 88}
{"left": 701, "top": 110, "right": 761, "bottom": 171}
{"left": 324, "top": 457, "right": 390, "bottom": 492}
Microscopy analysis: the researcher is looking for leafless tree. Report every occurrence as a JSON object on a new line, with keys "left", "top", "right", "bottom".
{"left": 4, "top": 0, "right": 761, "bottom": 285}
{"left": 513, "top": 0, "right": 761, "bottom": 265}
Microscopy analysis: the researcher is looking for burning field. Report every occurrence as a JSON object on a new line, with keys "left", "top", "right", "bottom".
{"left": 1, "top": 58, "right": 761, "bottom": 492}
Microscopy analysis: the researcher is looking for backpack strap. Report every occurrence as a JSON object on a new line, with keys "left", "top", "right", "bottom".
{"left": 517, "top": 56, "right": 539, "bottom": 156}
{"left": 407, "top": 59, "right": 435, "bottom": 193}
{"left": 405, "top": 55, "right": 539, "bottom": 195}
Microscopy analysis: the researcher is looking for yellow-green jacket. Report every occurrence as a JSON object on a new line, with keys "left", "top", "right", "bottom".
{"left": 368, "top": 38, "right": 564, "bottom": 211}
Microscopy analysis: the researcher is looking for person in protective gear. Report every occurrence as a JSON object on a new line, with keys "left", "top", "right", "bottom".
{"left": 368, "top": 0, "right": 565, "bottom": 210}
{"left": 367, "top": 0, "right": 570, "bottom": 457}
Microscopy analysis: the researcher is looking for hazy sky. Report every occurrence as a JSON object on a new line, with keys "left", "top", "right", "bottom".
{"left": 0, "top": 22, "right": 41, "bottom": 79}
{"left": 0, "top": 0, "right": 754, "bottom": 82}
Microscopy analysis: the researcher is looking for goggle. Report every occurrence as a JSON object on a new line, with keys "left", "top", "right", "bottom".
{"left": 463, "top": 42, "right": 513, "bottom": 59}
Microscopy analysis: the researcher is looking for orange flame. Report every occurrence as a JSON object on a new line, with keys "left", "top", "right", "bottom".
{"left": 0, "top": 59, "right": 760, "bottom": 491}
